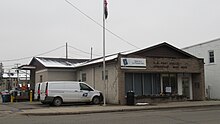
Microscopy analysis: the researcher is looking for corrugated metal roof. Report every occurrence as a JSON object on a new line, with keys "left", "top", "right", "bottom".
{"left": 35, "top": 54, "right": 119, "bottom": 68}
{"left": 77, "top": 54, "right": 118, "bottom": 67}
{"left": 35, "top": 57, "right": 88, "bottom": 68}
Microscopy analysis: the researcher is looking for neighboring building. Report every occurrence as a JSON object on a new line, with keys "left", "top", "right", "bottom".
{"left": 29, "top": 42, "right": 205, "bottom": 104}
{"left": 28, "top": 57, "right": 88, "bottom": 90}
{"left": 0, "top": 70, "right": 30, "bottom": 91}
{"left": 182, "top": 38, "right": 220, "bottom": 99}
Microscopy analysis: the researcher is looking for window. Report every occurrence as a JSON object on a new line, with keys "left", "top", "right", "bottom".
{"left": 195, "top": 82, "right": 200, "bottom": 88}
{"left": 162, "top": 74, "right": 177, "bottom": 94}
{"left": 40, "top": 75, "right": 43, "bottom": 82}
{"left": 82, "top": 73, "right": 86, "bottom": 82}
{"left": 80, "top": 83, "right": 93, "bottom": 91}
{"left": 125, "top": 73, "right": 133, "bottom": 92}
{"left": 102, "top": 70, "right": 108, "bottom": 80}
{"left": 125, "top": 73, "right": 161, "bottom": 96}
{"left": 209, "top": 50, "right": 215, "bottom": 63}
{"left": 134, "top": 73, "right": 142, "bottom": 96}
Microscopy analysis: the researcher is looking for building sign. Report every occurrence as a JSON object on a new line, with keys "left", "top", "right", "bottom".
{"left": 121, "top": 58, "right": 146, "bottom": 67}
{"left": 152, "top": 61, "right": 187, "bottom": 69}
{"left": 165, "top": 87, "right": 172, "bottom": 93}
{"left": 146, "top": 58, "right": 201, "bottom": 73}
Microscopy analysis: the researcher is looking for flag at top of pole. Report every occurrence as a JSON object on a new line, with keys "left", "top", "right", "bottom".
{"left": 104, "top": 0, "right": 108, "bottom": 19}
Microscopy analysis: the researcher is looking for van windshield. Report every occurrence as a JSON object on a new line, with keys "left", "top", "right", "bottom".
{"left": 80, "top": 83, "right": 93, "bottom": 91}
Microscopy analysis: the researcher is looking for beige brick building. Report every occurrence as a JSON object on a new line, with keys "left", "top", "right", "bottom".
{"left": 29, "top": 42, "right": 205, "bottom": 104}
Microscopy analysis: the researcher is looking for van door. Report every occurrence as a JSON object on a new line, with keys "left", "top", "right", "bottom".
{"left": 40, "top": 82, "right": 47, "bottom": 101}
{"left": 182, "top": 77, "right": 190, "bottom": 99}
{"left": 34, "top": 83, "right": 39, "bottom": 100}
{"left": 34, "top": 83, "right": 41, "bottom": 100}
{"left": 62, "top": 83, "right": 80, "bottom": 102}
{"left": 79, "top": 83, "right": 94, "bottom": 102}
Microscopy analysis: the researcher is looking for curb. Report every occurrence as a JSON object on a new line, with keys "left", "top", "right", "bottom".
{"left": 20, "top": 104, "right": 220, "bottom": 116}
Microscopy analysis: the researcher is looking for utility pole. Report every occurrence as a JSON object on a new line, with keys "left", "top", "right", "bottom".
{"left": 15, "top": 63, "right": 20, "bottom": 89}
{"left": 66, "top": 42, "right": 68, "bottom": 59}
{"left": 0, "top": 63, "right": 3, "bottom": 81}
{"left": 7, "top": 69, "right": 11, "bottom": 90}
{"left": 102, "top": 0, "right": 107, "bottom": 106}
{"left": 91, "top": 47, "right": 93, "bottom": 60}
{"left": 0, "top": 63, "right": 3, "bottom": 91}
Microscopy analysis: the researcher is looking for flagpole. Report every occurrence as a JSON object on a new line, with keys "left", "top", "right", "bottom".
{"left": 103, "top": 0, "right": 106, "bottom": 106}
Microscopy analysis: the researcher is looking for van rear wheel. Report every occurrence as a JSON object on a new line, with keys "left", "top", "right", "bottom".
{"left": 53, "top": 97, "right": 62, "bottom": 106}
{"left": 92, "top": 96, "right": 100, "bottom": 105}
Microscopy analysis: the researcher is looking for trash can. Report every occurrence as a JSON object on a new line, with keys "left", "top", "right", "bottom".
{"left": 127, "top": 91, "right": 135, "bottom": 105}
{"left": 5, "top": 94, "right": 10, "bottom": 102}
{"left": 1, "top": 94, "right": 5, "bottom": 103}
{"left": 1, "top": 93, "right": 10, "bottom": 103}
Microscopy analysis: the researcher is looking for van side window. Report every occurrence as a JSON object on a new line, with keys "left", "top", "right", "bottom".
{"left": 80, "top": 83, "right": 93, "bottom": 91}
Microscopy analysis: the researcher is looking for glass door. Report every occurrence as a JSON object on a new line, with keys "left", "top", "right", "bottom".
{"left": 162, "top": 74, "right": 177, "bottom": 95}
{"left": 182, "top": 77, "right": 190, "bottom": 99}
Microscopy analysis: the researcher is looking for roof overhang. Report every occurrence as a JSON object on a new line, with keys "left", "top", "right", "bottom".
{"left": 18, "top": 65, "right": 36, "bottom": 70}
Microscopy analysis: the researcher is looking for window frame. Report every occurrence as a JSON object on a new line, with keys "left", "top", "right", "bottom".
{"left": 40, "top": 75, "right": 43, "bottom": 82}
{"left": 81, "top": 73, "right": 86, "bottom": 82}
{"left": 125, "top": 73, "right": 161, "bottom": 96}
{"left": 208, "top": 50, "right": 215, "bottom": 64}
{"left": 102, "top": 70, "right": 108, "bottom": 80}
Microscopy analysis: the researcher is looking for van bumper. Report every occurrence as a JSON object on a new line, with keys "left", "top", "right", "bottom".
{"left": 100, "top": 92, "right": 104, "bottom": 103}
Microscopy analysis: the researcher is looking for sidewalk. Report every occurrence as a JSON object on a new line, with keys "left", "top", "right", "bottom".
{"left": 11, "top": 100, "right": 220, "bottom": 116}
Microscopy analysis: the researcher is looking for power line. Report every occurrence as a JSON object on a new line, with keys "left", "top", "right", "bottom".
{"left": 68, "top": 52, "right": 90, "bottom": 58}
{"left": 0, "top": 43, "right": 101, "bottom": 64}
{"left": 0, "top": 45, "right": 65, "bottom": 62}
{"left": 64, "top": 0, "right": 139, "bottom": 49}
{"left": 68, "top": 45, "right": 101, "bottom": 56}
{"left": 35, "top": 45, "right": 65, "bottom": 57}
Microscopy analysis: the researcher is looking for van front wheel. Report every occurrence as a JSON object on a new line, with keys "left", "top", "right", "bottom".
{"left": 92, "top": 96, "right": 100, "bottom": 105}
{"left": 53, "top": 97, "right": 62, "bottom": 106}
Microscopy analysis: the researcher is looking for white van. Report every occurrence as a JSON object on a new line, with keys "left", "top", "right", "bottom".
{"left": 34, "top": 82, "right": 41, "bottom": 101}
{"left": 40, "top": 81, "right": 103, "bottom": 106}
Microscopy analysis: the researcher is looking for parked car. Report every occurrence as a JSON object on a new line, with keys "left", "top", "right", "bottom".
{"left": 1, "top": 90, "right": 10, "bottom": 96}
{"left": 9, "top": 89, "right": 21, "bottom": 97}
{"left": 40, "top": 81, "right": 103, "bottom": 106}
{"left": 34, "top": 82, "right": 41, "bottom": 101}
{"left": 1, "top": 90, "right": 9, "bottom": 95}
{"left": 9, "top": 89, "right": 29, "bottom": 102}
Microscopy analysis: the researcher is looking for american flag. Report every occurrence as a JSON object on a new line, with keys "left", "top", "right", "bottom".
{"left": 104, "top": 0, "right": 108, "bottom": 19}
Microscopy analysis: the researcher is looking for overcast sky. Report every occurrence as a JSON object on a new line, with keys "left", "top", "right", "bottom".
{"left": 0, "top": 0, "right": 220, "bottom": 69}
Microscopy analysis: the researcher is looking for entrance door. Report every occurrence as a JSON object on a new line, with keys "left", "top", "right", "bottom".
{"left": 161, "top": 74, "right": 177, "bottom": 94}
{"left": 182, "top": 77, "right": 190, "bottom": 99}
{"left": 162, "top": 75, "right": 170, "bottom": 94}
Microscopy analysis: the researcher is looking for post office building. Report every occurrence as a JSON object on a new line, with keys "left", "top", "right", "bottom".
{"left": 29, "top": 42, "right": 205, "bottom": 104}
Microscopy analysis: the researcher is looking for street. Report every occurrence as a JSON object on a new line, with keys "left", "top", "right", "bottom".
{"left": 1, "top": 106, "right": 220, "bottom": 124}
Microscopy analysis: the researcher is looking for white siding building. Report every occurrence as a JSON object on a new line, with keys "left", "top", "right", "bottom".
{"left": 182, "top": 38, "right": 220, "bottom": 99}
